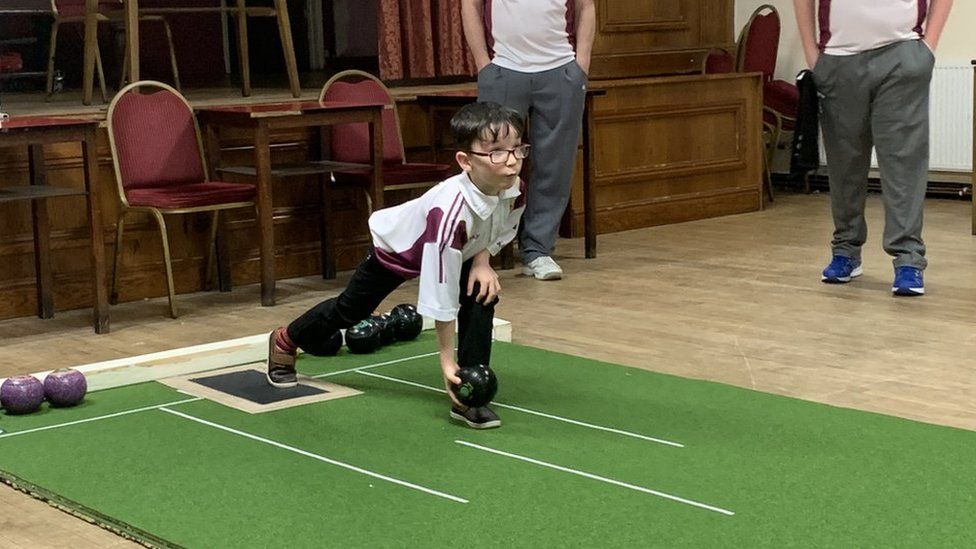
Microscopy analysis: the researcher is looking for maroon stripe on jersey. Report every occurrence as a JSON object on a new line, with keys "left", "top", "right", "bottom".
{"left": 450, "top": 221, "right": 468, "bottom": 256}
{"left": 438, "top": 219, "right": 468, "bottom": 284}
{"left": 817, "top": 0, "right": 831, "bottom": 51}
{"left": 438, "top": 193, "right": 463, "bottom": 253}
{"left": 565, "top": 0, "right": 577, "bottom": 51}
{"left": 514, "top": 178, "right": 527, "bottom": 210}
{"left": 483, "top": 0, "right": 494, "bottom": 57}
{"left": 450, "top": 220, "right": 468, "bottom": 251}
{"left": 438, "top": 194, "right": 466, "bottom": 282}
{"left": 914, "top": 0, "right": 928, "bottom": 35}
{"left": 374, "top": 208, "right": 446, "bottom": 280}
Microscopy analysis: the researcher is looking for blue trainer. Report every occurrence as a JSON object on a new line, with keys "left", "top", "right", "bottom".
{"left": 892, "top": 266, "right": 924, "bottom": 296}
{"left": 821, "top": 255, "right": 863, "bottom": 283}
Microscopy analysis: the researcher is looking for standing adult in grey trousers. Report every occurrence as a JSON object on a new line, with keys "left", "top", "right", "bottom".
{"left": 462, "top": 0, "right": 596, "bottom": 281}
{"left": 794, "top": 0, "right": 954, "bottom": 296}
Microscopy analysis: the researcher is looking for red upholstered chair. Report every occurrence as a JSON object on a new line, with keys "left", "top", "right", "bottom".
{"left": 318, "top": 70, "right": 457, "bottom": 213}
{"left": 107, "top": 81, "right": 256, "bottom": 318}
{"left": 702, "top": 47, "right": 735, "bottom": 74}
{"left": 736, "top": 4, "right": 799, "bottom": 200}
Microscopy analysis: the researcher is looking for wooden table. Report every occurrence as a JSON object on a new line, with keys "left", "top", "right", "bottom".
{"left": 414, "top": 87, "right": 606, "bottom": 258}
{"left": 196, "top": 100, "right": 387, "bottom": 306}
{"left": 0, "top": 116, "right": 109, "bottom": 333}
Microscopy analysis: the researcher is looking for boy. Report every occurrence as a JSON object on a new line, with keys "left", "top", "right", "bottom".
{"left": 266, "top": 101, "right": 528, "bottom": 429}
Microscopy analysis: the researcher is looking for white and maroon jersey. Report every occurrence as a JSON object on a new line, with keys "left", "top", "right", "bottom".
{"left": 818, "top": 0, "right": 928, "bottom": 55}
{"left": 483, "top": 0, "right": 577, "bottom": 73}
{"left": 369, "top": 172, "right": 525, "bottom": 321}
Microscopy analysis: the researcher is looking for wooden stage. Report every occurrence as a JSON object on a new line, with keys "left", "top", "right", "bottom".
{"left": 0, "top": 83, "right": 478, "bottom": 118}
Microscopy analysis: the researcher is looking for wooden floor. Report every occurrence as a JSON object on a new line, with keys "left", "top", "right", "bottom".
{"left": 1, "top": 191, "right": 975, "bottom": 547}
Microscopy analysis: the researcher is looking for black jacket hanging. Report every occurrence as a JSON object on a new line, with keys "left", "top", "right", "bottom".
{"left": 790, "top": 69, "right": 820, "bottom": 175}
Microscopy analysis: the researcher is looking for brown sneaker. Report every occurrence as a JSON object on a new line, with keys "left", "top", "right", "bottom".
{"left": 450, "top": 405, "right": 501, "bottom": 429}
{"left": 266, "top": 329, "right": 298, "bottom": 388}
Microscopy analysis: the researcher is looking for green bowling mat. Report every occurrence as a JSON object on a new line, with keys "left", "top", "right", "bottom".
{"left": 1, "top": 334, "right": 973, "bottom": 547}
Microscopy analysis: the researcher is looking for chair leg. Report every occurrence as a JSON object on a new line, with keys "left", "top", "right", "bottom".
{"left": 149, "top": 210, "right": 178, "bottom": 319}
{"left": 215, "top": 211, "right": 233, "bottom": 292}
{"left": 362, "top": 187, "right": 373, "bottom": 216}
{"left": 45, "top": 20, "right": 60, "bottom": 101}
{"left": 234, "top": 0, "right": 251, "bottom": 97}
{"left": 110, "top": 212, "right": 127, "bottom": 305}
{"left": 120, "top": 41, "right": 128, "bottom": 88}
{"left": 204, "top": 210, "right": 233, "bottom": 292}
{"left": 94, "top": 43, "right": 108, "bottom": 103}
{"left": 205, "top": 210, "right": 220, "bottom": 291}
{"left": 80, "top": 7, "right": 99, "bottom": 104}
{"left": 159, "top": 18, "right": 182, "bottom": 91}
{"left": 764, "top": 126, "right": 779, "bottom": 203}
{"left": 273, "top": 0, "right": 301, "bottom": 98}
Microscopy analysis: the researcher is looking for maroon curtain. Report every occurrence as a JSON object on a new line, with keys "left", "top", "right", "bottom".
{"left": 379, "top": 0, "right": 476, "bottom": 80}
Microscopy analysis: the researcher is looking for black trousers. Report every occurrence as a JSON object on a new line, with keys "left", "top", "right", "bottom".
{"left": 287, "top": 251, "right": 496, "bottom": 369}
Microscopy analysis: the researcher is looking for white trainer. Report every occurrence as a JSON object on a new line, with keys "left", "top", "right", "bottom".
{"left": 522, "top": 256, "right": 563, "bottom": 280}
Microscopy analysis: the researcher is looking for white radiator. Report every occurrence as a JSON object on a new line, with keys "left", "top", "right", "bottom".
{"left": 924, "top": 63, "right": 973, "bottom": 172}
{"left": 817, "top": 62, "right": 974, "bottom": 172}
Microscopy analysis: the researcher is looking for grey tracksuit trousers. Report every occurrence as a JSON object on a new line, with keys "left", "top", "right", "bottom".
{"left": 813, "top": 39, "right": 934, "bottom": 269}
{"left": 477, "top": 60, "right": 587, "bottom": 263}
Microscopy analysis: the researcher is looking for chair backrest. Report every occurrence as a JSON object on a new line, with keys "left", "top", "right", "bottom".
{"left": 107, "top": 81, "right": 208, "bottom": 204}
{"left": 318, "top": 70, "right": 404, "bottom": 165}
{"left": 54, "top": 0, "right": 121, "bottom": 17}
{"left": 736, "top": 4, "right": 780, "bottom": 81}
{"left": 702, "top": 47, "right": 735, "bottom": 74}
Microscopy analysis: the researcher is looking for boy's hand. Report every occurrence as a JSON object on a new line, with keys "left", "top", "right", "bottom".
{"left": 467, "top": 263, "right": 500, "bottom": 303}
{"left": 441, "top": 356, "right": 464, "bottom": 408}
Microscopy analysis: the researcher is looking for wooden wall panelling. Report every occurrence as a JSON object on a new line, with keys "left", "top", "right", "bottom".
{"left": 590, "top": 0, "right": 735, "bottom": 79}
{"left": 561, "top": 72, "right": 763, "bottom": 236}
{"left": 391, "top": 74, "right": 763, "bottom": 241}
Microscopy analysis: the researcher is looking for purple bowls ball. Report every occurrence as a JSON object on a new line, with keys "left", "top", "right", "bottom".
{"left": 43, "top": 368, "right": 87, "bottom": 407}
{"left": 1, "top": 375, "right": 45, "bottom": 414}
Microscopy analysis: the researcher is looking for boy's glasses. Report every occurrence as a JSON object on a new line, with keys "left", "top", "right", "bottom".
{"left": 466, "top": 144, "right": 531, "bottom": 164}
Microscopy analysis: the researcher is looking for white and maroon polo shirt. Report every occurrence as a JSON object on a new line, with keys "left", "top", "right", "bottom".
{"left": 483, "top": 0, "right": 577, "bottom": 73}
{"left": 818, "top": 0, "right": 928, "bottom": 55}
{"left": 369, "top": 172, "right": 525, "bottom": 321}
